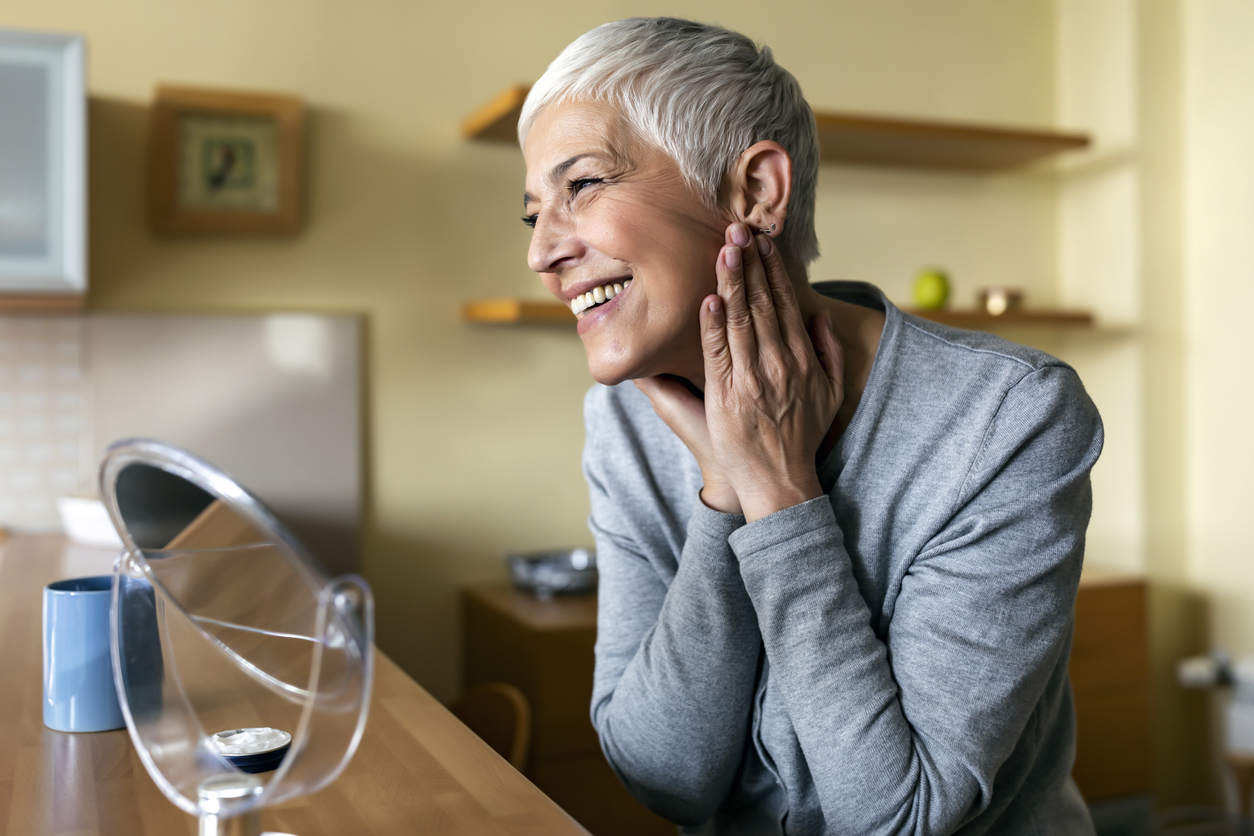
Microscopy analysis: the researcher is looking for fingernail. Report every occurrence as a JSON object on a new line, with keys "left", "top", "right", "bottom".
{"left": 708, "top": 297, "right": 721, "bottom": 314}
{"left": 756, "top": 234, "right": 771, "bottom": 256}
{"left": 724, "top": 245, "right": 741, "bottom": 269}
{"left": 730, "top": 223, "right": 751, "bottom": 248}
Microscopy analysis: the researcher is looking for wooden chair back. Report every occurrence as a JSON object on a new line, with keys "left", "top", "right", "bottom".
{"left": 449, "top": 682, "right": 532, "bottom": 772}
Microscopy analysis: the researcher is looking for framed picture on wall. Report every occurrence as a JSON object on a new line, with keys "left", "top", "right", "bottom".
{"left": 148, "top": 85, "right": 304, "bottom": 235}
{"left": 0, "top": 28, "right": 86, "bottom": 299}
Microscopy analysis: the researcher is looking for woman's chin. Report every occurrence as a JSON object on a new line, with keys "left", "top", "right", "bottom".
{"left": 580, "top": 324, "right": 695, "bottom": 386}
{"left": 582, "top": 341, "right": 648, "bottom": 387}
{"left": 585, "top": 356, "right": 635, "bottom": 387}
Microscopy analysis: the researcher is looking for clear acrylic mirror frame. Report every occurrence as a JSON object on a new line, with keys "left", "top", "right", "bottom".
{"left": 99, "top": 438, "right": 374, "bottom": 822}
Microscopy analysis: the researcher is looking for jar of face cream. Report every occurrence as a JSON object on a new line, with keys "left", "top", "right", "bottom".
{"left": 210, "top": 728, "right": 292, "bottom": 773}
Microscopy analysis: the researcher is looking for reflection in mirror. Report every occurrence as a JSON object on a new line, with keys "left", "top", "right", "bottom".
{"left": 103, "top": 440, "right": 373, "bottom": 825}
{"left": 115, "top": 464, "right": 217, "bottom": 549}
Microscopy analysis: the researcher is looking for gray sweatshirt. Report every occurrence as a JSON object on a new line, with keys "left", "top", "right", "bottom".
{"left": 583, "top": 282, "right": 1102, "bottom": 835}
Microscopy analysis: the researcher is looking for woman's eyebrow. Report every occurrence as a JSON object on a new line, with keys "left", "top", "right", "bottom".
{"left": 523, "top": 153, "right": 603, "bottom": 206}
{"left": 551, "top": 153, "right": 596, "bottom": 180}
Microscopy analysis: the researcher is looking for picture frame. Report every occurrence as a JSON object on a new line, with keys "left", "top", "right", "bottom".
{"left": 148, "top": 85, "right": 304, "bottom": 235}
{"left": 0, "top": 28, "right": 86, "bottom": 299}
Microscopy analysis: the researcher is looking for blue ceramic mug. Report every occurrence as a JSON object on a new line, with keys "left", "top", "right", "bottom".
{"left": 43, "top": 575, "right": 126, "bottom": 732}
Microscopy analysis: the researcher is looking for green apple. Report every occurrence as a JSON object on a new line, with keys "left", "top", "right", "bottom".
{"left": 912, "top": 268, "right": 950, "bottom": 309}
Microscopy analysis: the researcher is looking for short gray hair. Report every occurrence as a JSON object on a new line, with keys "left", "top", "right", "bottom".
{"left": 519, "top": 18, "right": 820, "bottom": 265}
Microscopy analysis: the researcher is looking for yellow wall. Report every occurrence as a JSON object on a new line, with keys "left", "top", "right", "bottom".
{"left": 1183, "top": 0, "right": 1254, "bottom": 661}
{"left": 2, "top": 0, "right": 1061, "bottom": 702}
{"left": 17, "top": 0, "right": 1250, "bottom": 812}
{"left": 1182, "top": 9, "right": 1254, "bottom": 805}
{"left": 1136, "top": 0, "right": 1206, "bottom": 807}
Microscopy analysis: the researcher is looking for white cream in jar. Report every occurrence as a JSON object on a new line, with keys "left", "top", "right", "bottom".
{"left": 211, "top": 727, "right": 292, "bottom": 755}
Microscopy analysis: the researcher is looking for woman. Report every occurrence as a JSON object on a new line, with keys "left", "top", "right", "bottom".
{"left": 519, "top": 18, "right": 1102, "bottom": 835}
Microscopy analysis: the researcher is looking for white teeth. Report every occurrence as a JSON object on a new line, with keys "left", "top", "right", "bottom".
{"left": 572, "top": 279, "right": 631, "bottom": 316}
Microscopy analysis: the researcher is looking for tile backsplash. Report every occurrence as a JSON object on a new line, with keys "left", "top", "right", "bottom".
{"left": 0, "top": 317, "right": 89, "bottom": 531}
{"left": 0, "top": 311, "right": 361, "bottom": 573}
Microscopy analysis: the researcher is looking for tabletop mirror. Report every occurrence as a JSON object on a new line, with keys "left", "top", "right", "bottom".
{"left": 99, "top": 438, "right": 374, "bottom": 836}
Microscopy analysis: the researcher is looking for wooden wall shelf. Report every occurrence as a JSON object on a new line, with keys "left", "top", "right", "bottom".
{"left": 463, "top": 85, "right": 1090, "bottom": 171}
{"left": 0, "top": 293, "right": 85, "bottom": 314}
{"left": 908, "top": 308, "right": 1094, "bottom": 328}
{"left": 462, "top": 85, "right": 531, "bottom": 144}
{"left": 813, "top": 113, "right": 1089, "bottom": 171}
{"left": 463, "top": 298, "right": 1092, "bottom": 329}
{"left": 463, "top": 298, "right": 575, "bottom": 324}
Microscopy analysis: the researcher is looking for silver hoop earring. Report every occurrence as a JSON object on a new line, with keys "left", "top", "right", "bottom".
{"left": 756, "top": 222, "right": 776, "bottom": 234}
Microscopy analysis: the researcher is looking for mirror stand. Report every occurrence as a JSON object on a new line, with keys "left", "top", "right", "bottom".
{"left": 198, "top": 775, "right": 262, "bottom": 836}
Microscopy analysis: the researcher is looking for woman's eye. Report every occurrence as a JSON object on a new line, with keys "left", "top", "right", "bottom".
{"left": 521, "top": 214, "right": 538, "bottom": 229}
{"left": 567, "top": 177, "right": 603, "bottom": 196}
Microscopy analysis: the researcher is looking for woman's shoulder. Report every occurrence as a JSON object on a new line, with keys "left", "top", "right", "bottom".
{"left": 828, "top": 289, "right": 1101, "bottom": 503}
{"left": 886, "top": 310, "right": 1103, "bottom": 497}
{"left": 895, "top": 309, "right": 1070, "bottom": 376}
{"left": 890, "top": 309, "right": 1097, "bottom": 426}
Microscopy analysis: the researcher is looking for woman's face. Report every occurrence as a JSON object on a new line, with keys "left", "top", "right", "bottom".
{"left": 524, "top": 99, "right": 730, "bottom": 386}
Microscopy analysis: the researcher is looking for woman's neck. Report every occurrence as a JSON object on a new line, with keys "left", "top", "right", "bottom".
{"left": 800, "top": 281, "right": 885, "bottom": 458}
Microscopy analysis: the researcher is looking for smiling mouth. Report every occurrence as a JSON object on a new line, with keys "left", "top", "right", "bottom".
{"left": 572, "top": 279, "right": 631, "bottom": 317}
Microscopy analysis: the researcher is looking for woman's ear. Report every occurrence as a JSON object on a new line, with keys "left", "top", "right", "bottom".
{"left": 727, "top": 141, "right": 792, "bottom": 238}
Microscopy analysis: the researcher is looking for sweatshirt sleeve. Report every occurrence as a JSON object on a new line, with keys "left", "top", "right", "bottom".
{"left": 729, "top": 364, "right": 1103, "bottom": 834}
{"left": 585, "top": 391, "right": 764, "bottom": 825}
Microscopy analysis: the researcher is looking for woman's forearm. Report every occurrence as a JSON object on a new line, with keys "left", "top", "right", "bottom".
{"left": 733, "top": 499, "right": 983, "bottom": 833}
{"left": 591, "top": 500, "right": 761, "bottom": 825}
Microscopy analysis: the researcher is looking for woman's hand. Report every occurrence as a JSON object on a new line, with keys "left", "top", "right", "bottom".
{"left": 634, "top": 373, "right": 744, "bottom": 514}
{"left": 637, "top": 223, "right": 845, "bottom": 522}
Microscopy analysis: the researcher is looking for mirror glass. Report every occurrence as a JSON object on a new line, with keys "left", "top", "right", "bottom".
{"left": 101, "top": 439, "right": 373, "bottom": 821}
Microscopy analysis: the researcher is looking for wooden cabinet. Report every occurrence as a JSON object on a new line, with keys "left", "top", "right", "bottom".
{"left": 461, "top": 586, "right": 674, "bottom": 836}
{"left": 1070, "top": 570, "right": 1153, "bottom": 801}
{"left": 465, "top": 571, "right": 1152, "bottom": 830}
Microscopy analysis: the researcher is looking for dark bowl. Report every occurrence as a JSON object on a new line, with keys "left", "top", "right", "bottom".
{"left": 507, "top": 548, "right": 597, "bottom": 599}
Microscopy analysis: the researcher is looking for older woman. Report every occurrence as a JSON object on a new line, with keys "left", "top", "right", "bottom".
{"left": 519, "top": 18, "right": 1102, "bottom": 836}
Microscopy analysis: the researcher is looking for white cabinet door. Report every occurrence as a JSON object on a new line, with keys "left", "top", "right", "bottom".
{"left": 0, "top": 29, "right": 85, "bottom": 295}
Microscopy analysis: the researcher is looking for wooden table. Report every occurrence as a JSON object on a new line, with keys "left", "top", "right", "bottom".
{"left": 0, "top": 534, "right": 589, "bottom": 835}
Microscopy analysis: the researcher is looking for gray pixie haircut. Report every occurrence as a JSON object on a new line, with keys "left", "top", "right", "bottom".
{"left": 519, "top": 17, "right": 820, "bottom": 265}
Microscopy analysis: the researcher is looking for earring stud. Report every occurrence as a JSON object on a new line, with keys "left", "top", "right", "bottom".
{"left": 755, "top": 222, "right": 776, "bottom": 234}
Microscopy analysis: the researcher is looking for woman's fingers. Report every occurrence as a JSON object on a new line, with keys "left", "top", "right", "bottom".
{"left": 700, "top": 294, "right": 732, "bottom": 390}
{"left": 732, "top": 226, "right": 784, "bottom": 355}
{"left": 716, "top": 242, "right": 758, "bottom": 373}
{"left": 633, "top": 375, "right": 710, "bottom": 449}
{"left": 634, "top": 375, "right": 732, "bottom": 511}
{"left": 754, "top": 233, "right": 809, "bottom": 351}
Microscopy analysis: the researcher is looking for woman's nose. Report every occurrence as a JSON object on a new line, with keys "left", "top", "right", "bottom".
{"left": 527, "top": 213, "right": 581, "bottom": 274}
